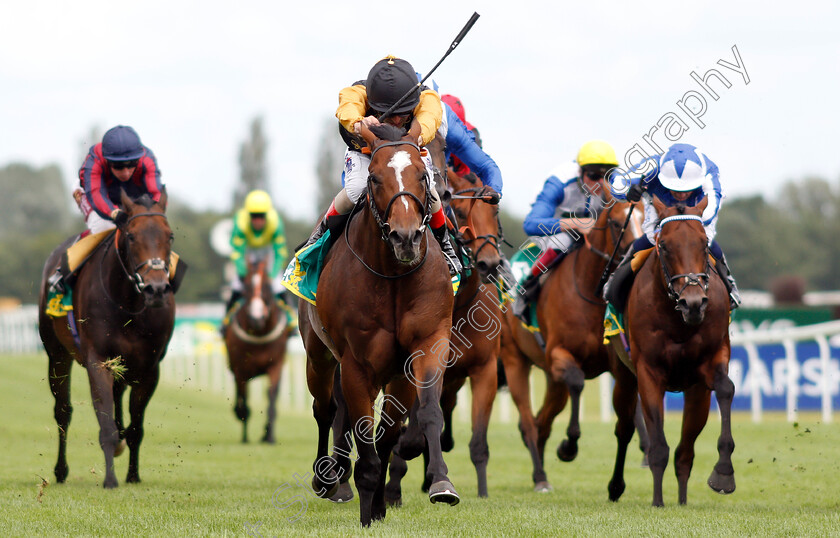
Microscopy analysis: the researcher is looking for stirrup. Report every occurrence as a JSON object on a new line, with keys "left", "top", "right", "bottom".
{"left": 299, "top": 218, "right": 328, "bottom": 252}
{"left": 47, "top": 270, "right": 66, "bottom": 294}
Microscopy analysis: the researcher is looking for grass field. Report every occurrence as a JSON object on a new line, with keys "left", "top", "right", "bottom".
{"left": 2, "top": 353, "right": 839, "bottom": 537}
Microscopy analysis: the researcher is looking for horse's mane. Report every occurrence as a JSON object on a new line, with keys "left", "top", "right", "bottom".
{"left": 132, "top": 194, "right": 157, "bottom": 209}
{"left": 675, "top": 203, "right": 686, "bottom": 214}
{"left": 369, "top": 123, "right": 406, "bottom": 142}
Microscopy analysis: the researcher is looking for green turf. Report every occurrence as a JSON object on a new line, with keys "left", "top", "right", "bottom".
{"left": 2, "top": 353, "right": 839, "bottom": 536}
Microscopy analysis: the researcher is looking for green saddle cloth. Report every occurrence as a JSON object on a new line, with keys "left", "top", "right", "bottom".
{"left": 45, "top": 288, "right": 73, "bottom": 318}
{"left": 603, "top": 302, "right": 626, "bottom": 344}
{"left": 509, "top": 243, "right": 543, "bottom": 331}
{"left": 281, "top": 230, "right": 332, "bottom": 306}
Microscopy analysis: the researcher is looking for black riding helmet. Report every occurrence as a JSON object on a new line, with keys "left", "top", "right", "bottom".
{"left": 366, "top": 56, "right": 420, "bottom": 115}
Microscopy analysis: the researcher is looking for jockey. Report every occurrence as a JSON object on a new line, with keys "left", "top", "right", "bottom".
{"left": 47, "top": 125, "right": 163, "bottom": 294}
{"left": 603, "top": 142, "right": 741, "bottom": 310}
{"left": 300, "top": 55, "right": 463, "bottom": 278}
{"left": 513, "top": 140, "right": 618, "bottom": 319}
{"left": 438, "top": 93, "right": 503, "bottom": 198}
{"left": 225, "top": 189, "right": 289, "bottom": 314}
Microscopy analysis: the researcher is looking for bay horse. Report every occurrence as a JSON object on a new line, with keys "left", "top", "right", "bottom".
{"left": 499, "top": 190, "right": 646, "bottom": 492}
{"left": 384, "top": 167, "right": 503, "bottom": 503}
{"left": 607, "top": 196, "right": 735, "bottom": 506}
{"left": 297, "top": 122, "right": 458, "bottom": 526}
{"left": 225, "top": 253, "right": 290, "bottom": 443}
{"left": 39, "top": 190, "right": 177, "bottom": 488}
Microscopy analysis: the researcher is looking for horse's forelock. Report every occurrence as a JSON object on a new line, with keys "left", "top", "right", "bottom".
{"left": 369, "top": 123, "right": 406, "bottom": 142}
{"left": 131, "top": 194, "right": 156, "bottom": 210}
{"left": 676, "top": 203, "right": 686, "bottom": 215}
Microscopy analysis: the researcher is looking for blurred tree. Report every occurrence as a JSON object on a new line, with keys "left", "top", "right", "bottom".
{"left": 0, "top": 163, "right": 78, "bottom": 240}
{"left": 234, "top": 117, "right": 269, "bottom": 210}
{"left": 314, "top": 118, "right": 346, "bottom": 216}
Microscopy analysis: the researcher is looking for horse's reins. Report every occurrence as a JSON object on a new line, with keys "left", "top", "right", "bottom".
{"left": 595, "top": 201, "right": 638, "bottom": 297}
{"left": 344, "top": 140, "right": 433, "bottom": 280}
{"left": 655, "top": 215, "right": 711, "bottom": 303}
{"left": 450, "top": 186, "right": 505, "bottom": 260}
{"left": 99, "top": 212, "right": 170, "bottom": 314}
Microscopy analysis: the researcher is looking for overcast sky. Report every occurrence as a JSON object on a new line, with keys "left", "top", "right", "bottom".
{"left": 2, "top": 0, "right": 838, "bottom": 221}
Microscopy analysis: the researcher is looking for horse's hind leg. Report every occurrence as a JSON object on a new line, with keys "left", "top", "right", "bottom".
{"left": 548, "top": 348, "right": 583, "bottom": 462}
{"left": 468, "top": 358, "right": 497, "bottom": 498}
{"left": 501, "top": 348, "right": 549, "bottom": 491}
{"left": 125, "top": 367, "right": 160, "bottom": 484}
{"left": 608, "top": 361, "right": 639, "bottom": 502}
{"left": 634, "top": 397, "right": 650, "bottom": 467}
{"left": 384, "top": 451, "right": 408, "bottom": 507}
{"left": 85, "top": 354, "right": 120, "bottom": 488}
{"left": 675, "top": 383, "right": 711, "bottom": 504}
{"left": 47, "top": 349, "right": 73, "bottom": 483}
{"left": 535, "top": 375, "right": 568, "bottom": 464}
{"left": 329, "top": 367, "right": 354, "bottom": 503}
{"left": 708, "top": 363, "right": 736, "bottom": 496}
{"left": 233, "top": 377, "right": 250, "bottom": 443}
{"left": 262, "top": 360, "right": 283, "bottom": 444}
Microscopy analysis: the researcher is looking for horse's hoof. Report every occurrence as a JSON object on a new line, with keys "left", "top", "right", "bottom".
{"left": 441, "top": 436, "right": 455, "bottom": 452}
{"left": 54, "top": 464, "right": 68, "bottom": 483}
{"left": 328, "top": 482, "right": 354, "bottom": 503}
{"left": 708, "top": 470, "right": 736, "bottom": 494}
{"left": 260, "top": 436, "right": 276, "bottom": 445}
{"left": 126, "top": 472, "right": 141, "bottom": 484}
{"left": 608, "top": 479, "right": 625, "bottom": 501}
{"left": 534, "top": 481, "right": 553, "bottom": 493}
{"left": 421, "top": 473, "right": 432, "bottom": 493}
{"left": 428, "top": 480, "right": 460, "bottom": 506}
{"left": 103, "top": 476, "right": 118, "bottom": 489}
{"left": 385, "top": 495, "right": 402, "bottom": 508}
{"left": 557, "top": 440, "right": 578, "bottom": 462}
{"left": 640, "top": 454, "right": 649, "bottom": 468}
{"left": 114, "top": 439, "right": 127, "bottom": 457}
{"left": 312, "top": 476, "right": 339, "bottom": 499}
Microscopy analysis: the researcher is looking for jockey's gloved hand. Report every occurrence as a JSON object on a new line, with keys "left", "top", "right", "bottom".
{"left": 110, "top": 209, "right": 128, "bottom": 227}
{"left": 627, "top": 183, "right": 645, "bottom": 202}
{"left": 483, "top": 187, "right": 501, "bottom": 205}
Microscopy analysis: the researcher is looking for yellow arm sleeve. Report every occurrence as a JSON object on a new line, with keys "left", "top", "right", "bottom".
{"left": 414, "top": 90, "right": 442, "bottom": 146}
{"left": 336, "top": 85, "right": 368, "bottom": 133}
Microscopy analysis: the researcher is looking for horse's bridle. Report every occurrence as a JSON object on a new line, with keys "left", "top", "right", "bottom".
{"left": 366, "top": 141, "right": 433, "bottom": 241}
{"left": 655, "top": 215, "right": 711, "bottom": 303}
{"left": 344, "top": 140, "right": 433, "bottom": 279}
{"left": 450, "top": 186, "right": 508, "bottom": 262}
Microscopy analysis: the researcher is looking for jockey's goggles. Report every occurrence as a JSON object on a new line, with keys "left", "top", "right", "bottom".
{"left": 109, "top": 159, "right": 139, "bottom": 170}
{"left": 582, "top": 165, "right": 610, "bottom": 181}
{"left": 249, "top": 212, "right": 267, "bottom": 219}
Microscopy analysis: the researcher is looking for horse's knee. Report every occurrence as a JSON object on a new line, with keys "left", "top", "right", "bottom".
{"left": 714, "top": 373, "right": 735, "bottom": 401}
{"left": 648, "top": 441, "right": 670, "bottom": 470}
{"left": 125, "top": 424, "right": 143, "bottom": 448}
{"left": 234, "top": 401, "right": 250, "bottom": 422}
{"left": 54, "top": 403, "right": 73, "bottom": 426}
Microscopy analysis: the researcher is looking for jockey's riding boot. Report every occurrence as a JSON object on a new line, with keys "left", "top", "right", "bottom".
{"left": 431, "top": 225, "right": 463, "bottom": 277}
{"left": 714, "top": 253, "right": 742, "bottom": 310}
{"left": 47, "top": 268, "right": 66, "bottom": 295}
{"left": 299, "top": 216, "right": 329, "bottom": 252}
{"left": 603, "top": 248, "right": 635, "bottom": 311}
{"left": 220, "top": 290, "right": 243, "bottom": 337}
{"left": 513, "top": 274, "right": 541, "bottom": 321}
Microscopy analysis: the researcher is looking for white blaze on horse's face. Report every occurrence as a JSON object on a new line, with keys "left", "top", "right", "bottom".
{"left": 388, "top": 150, "right": 413, "bottom": 211}
{"left": 249, "top": 271, "right": 267, "bottom": 320}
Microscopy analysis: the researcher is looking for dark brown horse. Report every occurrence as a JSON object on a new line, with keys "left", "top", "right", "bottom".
{"left": 297, "top": 122, "right": 457, "bottom": 526}
{"left": 225, "top": 254, "right": 290, "bottom": 443}
{"left": 499, "top": 192, "right": 645, "bottom": 491}
{"left": 607, "top": 196, "right": 735, "bottom": 506}
{"left": 384, "top": 168, "right": 503, "bottom": 502}
{"left": 39, "top": 191, "right": 177, "bottom": 488}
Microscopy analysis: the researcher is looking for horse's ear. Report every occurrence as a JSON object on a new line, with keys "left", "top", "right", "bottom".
{"left": 157, "top": 186, "right": 168, "bottom": 212}
{"left": 360, "top": 122, "right": 377, "bottom": 147}
{"left": 652, "top": 195, "right": 667, "bottom": 217}
{"left": 408, "top": 119, "right": 422, "bottom": 144}
{"left": 120, "top": 188, "right": 135, "bottom": 214}
{"left": 692, "top": 195, "right": 709, "bottom": 215}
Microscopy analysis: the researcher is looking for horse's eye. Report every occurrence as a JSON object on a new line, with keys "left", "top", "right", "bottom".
{"left": 169, "top": 233, "right": 174, "bottom": 244}
{"left": 368, "top": 175, "right": 380, "bottom": 185}
{"left": 126, "top": 233, "right": 135, "bottom": 242}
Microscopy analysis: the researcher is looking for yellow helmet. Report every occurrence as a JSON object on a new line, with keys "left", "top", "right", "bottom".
{"left": 577, "top": 140, "right": 619, "bottom": 167}
{"left": 244, "top": 190, "right": 273, "bottom": 213}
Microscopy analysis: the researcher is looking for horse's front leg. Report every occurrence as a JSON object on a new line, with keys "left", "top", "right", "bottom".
{"left": 125, "top": 365, "right": 160, "bottom": 484}
{"left": 708, "top": 359, "right": 736, "bottom": 495}
{"left": 48, "top": 351, "right": 74, "bottom": 484}
{"left": 547, "top": 346, "right": 583, "bottom": 462}
{"left": 339, "top": 360, "right": 380, "bottom": 527}
{"left": 409, "top": 338, "right": 460, "bottom": 506}
{"left": 262, "top": 357, "right": 283, "bottom": 444}
{"left": 675, "top": 383, "right": 711, "bottom": 504}
{"left": 305, "top": 355, "right": 338, "bottom": 499}
{"left": 608, "top": 359, "right": 639, "bottom": 502}
{"left": 233, "top": 377, "right": 250, "bottom": 443}
{"left": 112, "top": 381, "right": 128, "bottom": 457}
{"left": 372, "top": 377, "right": 413, "bottom": 522}
{"left": 85, "top": 353, "right": 119, "bottom": 488}
{"left": 636, "top": 360, "right": 668, "bottom": 507}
